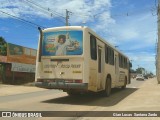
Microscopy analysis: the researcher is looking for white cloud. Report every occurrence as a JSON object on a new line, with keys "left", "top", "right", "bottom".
{"left": 0, "top": 0, "right": 115, "bottom": 33}
{"left": 130, "top": 53, "right": 155, "bottom": 62}
{"left": 0, "top": 0, "right": 112, "bottom": 24}
{"left": 107, "top": 12, "right": 157, "bottom": 47}
{"left": 129, "top": 52, "right": 156, "bottom": 74}
{"left": 0, "top": 0, "right": 157, "bottom": 73}
{"left": 120, "top": 29, "right": 139, "bottom": 40}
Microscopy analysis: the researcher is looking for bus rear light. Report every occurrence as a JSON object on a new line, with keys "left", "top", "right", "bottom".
{"left": 75, "top": 80, "right": 82, "bottom": 83}
{"left": 65, "top": 80, "right": 73, "bottom": 83}
{"left": 64, "top": 80, "right": 82, "bottom": 83}
{"left": 37, "top": 79, "right": 55, "bottom": 82}
{"left": 47, "top": 80, "right": 52, "bottom": 82}
{"left": 65, "top": 80, "right": 82, "bottom": 83}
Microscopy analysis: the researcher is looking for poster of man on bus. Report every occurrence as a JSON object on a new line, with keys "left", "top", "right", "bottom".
{"left": 42, "top": 30, "right": 83, "bottom": 56}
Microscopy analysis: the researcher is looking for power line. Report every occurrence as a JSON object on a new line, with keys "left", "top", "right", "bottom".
{"left": 111, "top": 7, "right": 157, "bottom": 18}
{"left": 69, "top": 5, "right": 157, "bottom": 25}
{"left": 22, "top": 0, "right": 66, "bottom": 25}
{"left": 25, "top": 0, "right": 65, "bottom": 18}
{"left": 23, "top": 1, "right": 51, "bottom": 16}
{"left": 72, "top": 5, "right": 157, "bottom": 19}
{"left": 0, "top": 10, "right": 45, "bottom": 28}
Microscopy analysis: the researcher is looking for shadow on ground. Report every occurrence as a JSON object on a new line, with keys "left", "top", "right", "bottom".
{"left": 42, "top": 88, "right": 138, "bottom": 107}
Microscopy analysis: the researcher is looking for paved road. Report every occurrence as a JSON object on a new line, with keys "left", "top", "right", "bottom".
{"left": 0, "top": 78, "right": 141, "bottom": 107}
{"left": 127, "top": 78, "right": 146, "bottom": 88}
{"left": 0, "top": 78, "right": 159, "bottom": 120}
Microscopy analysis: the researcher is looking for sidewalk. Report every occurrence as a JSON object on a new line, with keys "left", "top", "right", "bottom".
{"left": 79, "top": 78, "right": 160, "bottom": 120}
{"left": 0, "top": 83, "right": 47, "bottom": 96}
{"left": 116, "top": 77, "right": 160, "bottom": 111}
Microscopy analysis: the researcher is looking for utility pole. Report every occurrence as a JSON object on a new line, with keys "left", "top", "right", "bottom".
{"left": 157, "top": 0, "right": 160, "bottom": 84}
{"left": 66, "top": 9, "right": 69, "bottom": 26}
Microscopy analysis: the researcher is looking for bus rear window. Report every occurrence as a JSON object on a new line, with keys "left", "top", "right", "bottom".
{"left": 42, "top": 30, "right": 83, "bottom": 56}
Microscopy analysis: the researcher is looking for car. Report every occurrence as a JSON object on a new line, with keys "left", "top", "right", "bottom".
{"left": 136, "top": 74, "right": 144, "bottom": 81}
{"left": 144, "top": 75, "right": 148, "bottom": 79}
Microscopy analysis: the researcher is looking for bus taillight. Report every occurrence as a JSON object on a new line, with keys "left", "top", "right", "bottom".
{"left": 65, "top": 80, "right": 73, "bottom": 83}
{"left": 75, "top": 80, "right": 82, "bottom": 83}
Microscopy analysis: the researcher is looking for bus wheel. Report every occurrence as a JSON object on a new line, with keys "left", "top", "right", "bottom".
{"left": 121, "top": 78, "right": 127, "bottom": 89}
{"left": 104, "top": 77, "right": 111, "bottom": 97}
{"left": 67, "top": 91, "right": 78, "bottom": 96}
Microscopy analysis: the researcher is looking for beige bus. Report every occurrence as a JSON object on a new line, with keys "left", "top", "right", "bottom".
{"left": 35, "top": 26, "right": 131, "bottom": 96}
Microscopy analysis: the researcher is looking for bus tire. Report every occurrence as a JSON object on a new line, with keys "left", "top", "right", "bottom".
{"left": 121, "top": 77, "right": 127, "bottom": 89}
{"left": 104, "top": 77, "right": 111, "bottom": 97}
{"left": 67, "top": 91, "right": 78, "bottom": 96}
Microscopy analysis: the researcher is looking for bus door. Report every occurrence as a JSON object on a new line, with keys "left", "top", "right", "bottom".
{"left": 115, "top": 55, "right": 119, "bottom": 83}
{"left": 97, "top": 46, "right": 104, "bottom": 90}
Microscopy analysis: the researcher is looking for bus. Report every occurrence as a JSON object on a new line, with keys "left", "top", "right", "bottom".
{"left": 35, "top": 26, "right": 131, "bottom": 96}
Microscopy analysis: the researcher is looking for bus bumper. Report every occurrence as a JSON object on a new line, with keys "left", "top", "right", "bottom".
{"left": 35, "top": 82, "right": 88, "bottom": 90}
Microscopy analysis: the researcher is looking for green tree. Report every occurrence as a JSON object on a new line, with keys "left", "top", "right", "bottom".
{"left": 136, "top": 67, "right": 145, "bottom": 74}
{"left": 0, "top": 37, "right": 7, "bottom": 56}
{"left": 148, "top": 72, "right": 154, "bottom": 76}
{"left": 130, "top": 68, "right": 136, "bottom": 73}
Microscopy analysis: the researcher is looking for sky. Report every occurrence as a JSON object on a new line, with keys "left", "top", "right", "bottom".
{"left": 0, "top": 0, "right": 157, "bottom": 74}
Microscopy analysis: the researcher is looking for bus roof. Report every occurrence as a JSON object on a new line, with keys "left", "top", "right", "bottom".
{"left": 42, "top": 26, "right": 87, "bottom": 32}
{"left": 42, "top": 26, "right": 129, "bottom": 59}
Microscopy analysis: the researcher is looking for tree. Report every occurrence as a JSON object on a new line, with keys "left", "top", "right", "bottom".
{"left": 148, "top": 72, "right": 154, "bottom": 76}
{"left": 136, "top": 67, "right": 145, "bottom": 74}
{"left": 130, "top": 68, "right": 136, "bottom": 73}
{"left": 0, "top": 37, "right": 7, "bottom": 56}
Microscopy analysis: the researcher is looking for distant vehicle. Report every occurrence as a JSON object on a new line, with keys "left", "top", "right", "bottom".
{"left": 144, "top": 75, "right": 148, "bottom": 79}
{"left": 132, "top": 75, "right": 136, "bottom": 79}
{"left": 136, "top": 74, "right": 144, "bottom": 81}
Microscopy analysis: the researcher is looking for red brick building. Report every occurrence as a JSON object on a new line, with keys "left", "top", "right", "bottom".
{"left": 0, "top": 40, "right": 36, "bottom": 84}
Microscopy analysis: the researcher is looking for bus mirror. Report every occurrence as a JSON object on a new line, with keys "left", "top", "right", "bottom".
{"left": 38, "top": 27, "right": 42, "bottom": 62}
{"left": 38, "top": 27, "right": 42, "bottom": 33}
{"left": 129, "top": 62, "right": 132, "bottom": 68}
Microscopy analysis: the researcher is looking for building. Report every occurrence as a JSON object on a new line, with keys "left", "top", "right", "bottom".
{"left": 0, "top": 38, "right": 36, "bottom": 84}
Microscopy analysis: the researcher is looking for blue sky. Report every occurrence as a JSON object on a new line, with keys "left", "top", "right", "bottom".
{"left": 0, "top": 0, "right": 157, "bottom": 74}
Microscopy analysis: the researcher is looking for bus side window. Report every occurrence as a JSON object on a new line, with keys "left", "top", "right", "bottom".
{"left": 122, "top": 56, "right": 124, "bottom": 68}
{"left": 111, "top": 49, "right": 114, "bottom": 65}
{"left": 125, "top": 58, "right": 127, "bottom": 69}
{"left": 90, "top": 35, "right": 97, "bottom": 60}
{"left": 119, "top": 54, "right": 122, "bottom": 68}
{"left": 108, "top": 47, "right": 114, "bottom": 65}
{"left": 108, "top": 47, "right": 111, "bottom": 64}
{"left": 105, "top": 45, "right": 109, "bottom": 64}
